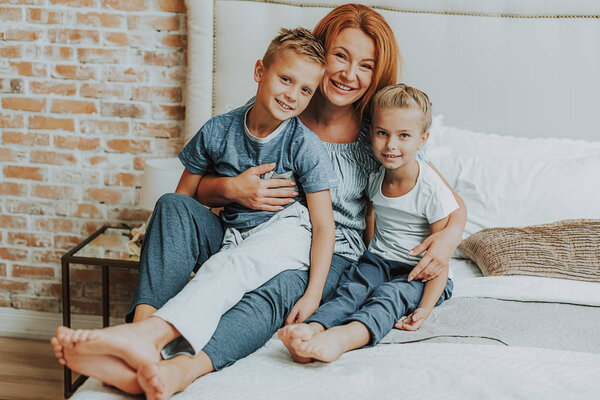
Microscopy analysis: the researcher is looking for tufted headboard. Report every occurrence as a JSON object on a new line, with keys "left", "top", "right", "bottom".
{"left": 184, "top": 0, "right": 599, "bottom": 142}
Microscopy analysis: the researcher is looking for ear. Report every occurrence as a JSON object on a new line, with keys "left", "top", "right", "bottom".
{"left": 254, "top": 59, "right": 264, "bottom": 83}
{"left": 419, "top": 131, "right": 430, "bottom": 149}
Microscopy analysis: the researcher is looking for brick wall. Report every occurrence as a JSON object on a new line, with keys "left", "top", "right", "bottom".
{"left": 0, "top": 0, "right": 187, "bottom": 318}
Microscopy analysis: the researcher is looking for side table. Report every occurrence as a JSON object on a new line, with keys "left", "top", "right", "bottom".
{"left": 61, "top": 226, "right": 139, "bottom": 398}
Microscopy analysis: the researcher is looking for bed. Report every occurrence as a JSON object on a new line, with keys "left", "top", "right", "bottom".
{"left": 72, "top": 0, "right": 600, "bottom": 398}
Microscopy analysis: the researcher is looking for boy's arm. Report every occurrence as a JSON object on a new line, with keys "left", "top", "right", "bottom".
{"left": 176, "top": 168, "right": 204, "bottom": 198}
{"left": 196, "top": 164, "right": 297, "bottom": 210}
{"left": 363, "top": 200, "right": 375, "bottom": 246}
{"left": 397, "top": 215, "right": 450, "bottom": 330}
{"left": 408, "top": 162, "right": 466, "bottom": 282}
{"left": 284, "top": 189, "right": 335, "bottom": 325}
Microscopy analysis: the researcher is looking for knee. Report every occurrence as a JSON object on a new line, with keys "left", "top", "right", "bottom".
{"left": 154, "top": 193, "right": 212, "bottom": 216}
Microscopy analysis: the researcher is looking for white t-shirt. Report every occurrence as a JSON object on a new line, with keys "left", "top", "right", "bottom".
{"left": 367, "top": 159, "right": 459, "bottom": 266}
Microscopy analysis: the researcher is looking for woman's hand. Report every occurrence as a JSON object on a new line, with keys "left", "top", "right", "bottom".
{"left": 230, "top": 163, "right": 298, "bottom": 211}
{"left": 285, "top": 294, "right": 321, "bottom": 325}
{"left": 407, "top": 227, "right": 462, "bottom": 282}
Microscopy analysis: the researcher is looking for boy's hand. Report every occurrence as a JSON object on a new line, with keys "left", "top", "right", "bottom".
{"left": 285, "top": 294, "right": 320, "bottom": 325}
{"left": 394, "top": 308, "right": 430, "bottom": 331}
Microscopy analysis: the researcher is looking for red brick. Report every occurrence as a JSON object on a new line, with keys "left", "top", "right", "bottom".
{"left": 29, "top": 115, "right": 75, "bottom": 131}
{"left": 76, "top": 12, "right": 123, "bottom": 27}
{"left": 3, "top": 29, "right": 41, "bottom": 41}
{"left": 156, "top": 0, "right": 186, "bottom": 13}
{"left": 8, "top": 232, "right": 52, "bottom": 248}
{"left": 51, "top": 99, "right": 97, "bottom": 114}
{"left": 0, "top": 182, "right": 26, "bottom": 196}
{"left": 80, "top": 119, "right": 129, "bottom": 134}
{"left": 0, "top": 45, "right": 22, "bottom": 58}
{"left": 101, "top": 103, "right": 147, "bottom": 118}
{"left": 4, "top": 165, "right": 45, "bottom": 180}
{"left": 104, "top": 172, "right": 138, "bottom": 187}
{"left": 50, "top": 0, "right": 95, "bottom": 7}
{"left": 77, "top": 48, "right": 128, "bottom": 64}
{"left": 0, "top": 0, "right": 45, "bottom": 4}
{"left": 52, "top": 168, "right": 102, "bottom": 185}
{"left": 0, "top": 6, "right": 21, "bottom": 21}
{"left": 32, "top": 281, "right": 62, "bottom": 297}
{"left": 30, "top": 80, "right": 76, "bottom": 96}
{"left": 104, "top": 32, "right": 129, "bottom": 46}
{"left": 0, "top": 215, "right": 27, "bottom": 229}
{"left": 105, "top": 66, "right": 147, "bottom": 83}
{"left": 27, "top": 8, "right": 68, "bottom": 24}
{"left": 73, "top": 203, "right": 104, "bottom": 218}
{"left": 0, "top": 247, "right": 28, "bottom": 261}
{"left": 128, "top": 15, "right": 179, "bottom": 31}
{"left": 134, "top": 121, "right": 180, "bottom": 138}
{"left": 30, "top": 150, "right": 76, "bottom": 165}
{"left": 13, "top": 295, "right": 60, "bottom": 313}
{"left": 102, "top": 0, "right": 147, "bottom": 11}
{"left": 71, "top": 266, "right": 101, "bottom": 283}
{"left": 142, "top": 50, "right": 182, "bottom": 66}
{"left": 83, "top": 221, "right": 105, "bottom": 235}
{"left": 9, "top": 61, "right": 47, "bottom": 77}
{"left": 3, "top": 131, "right": 50, "bottom": 146}
{"left": 147, "top": 137, "right": 183, "bottom": 156}
{"left": 133, "top": 156, "right": 146, "bottom": 170}
{"left": 85, "top": 188, "right": 121, "bottom": 203}
{"left": 13, "top": 265, "right": 55, "bottom": 278}
{"left": 54, "top": 135, "right": 100, "bottom": 151}
{"left": 43, "top": 46, "right": 74, "bottom": 61}
{"left": 49, "top": 29, "right": 100, "bottom": 45}
{"left": 158, "top": 67, "right": 186, "bottom": 83}
{"left": 54, "top": 64, "right": 97, "bottom": 80}
{"left": 54, "top": 235, "right": 82, "bottom": 250}
{"left": 70, "top": 299, "right": 101, "bottom": 315}
{"left": 31, "top": 249, "right": 64, "bottom": 264}
{"left": 88, "top": 155, "right": 107, "bottom": 166}
{"left": 109, "top": 207, "right": 150, "bottom": 221}
{"left": 80, "top": 83, "right": 126, "bottom": 99}
{"left": 35, "top": 217, "right": 73, "bottom": 232}
{"left": 0, "top": 295, "right": 11, "bottom": 308}
{"left": 0, "top": 279, "right": 29, "bottom": 292}
{"left": 109, "top": 284, "right": 136, "bottom": 302}
{"left": 0, "top": 264, "right": 5, "bottom": 277}
{"left": 0, "top": 112, "right": 24, "bottom": 128}
{"left": 153, "top": 104, "right": 185, "bottom": 120}
{"left": 0, "top": 148, "right": 15, "bottom": 162}
{"left": 111, "top": 269, "right": 138, "bottom": 285}
{"left": 133, "top": 86, "right": 181, "bottom": 102}
{"left": 5, "top": 199, "right": 53, "bottom": 215}
{"left": 2, "top": 97, "right": 46, "bottom": 112}
{"left": 33, "top": 184, "right": 78, "bottom": 200}
{"left": 0, "top": 78, "right": 23, "bottom": 93}
{"left": 106, "top": 139, "right": 151, "bottom": 153}
{"left": 161, "top": 34, "right": 187, "bottom": 49}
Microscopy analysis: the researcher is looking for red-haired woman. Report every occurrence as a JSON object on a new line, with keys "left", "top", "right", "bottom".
{"left": 52, "top": 5, "right": 466, "bottom": 398}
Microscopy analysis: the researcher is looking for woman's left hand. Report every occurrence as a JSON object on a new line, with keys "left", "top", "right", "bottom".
{"left": 407, "top": 228, "right": 461, "bottom": 282}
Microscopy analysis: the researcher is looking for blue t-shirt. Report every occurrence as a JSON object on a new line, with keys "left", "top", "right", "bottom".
{"left": 179, "top": 101, "right": 338, "bottom": 230}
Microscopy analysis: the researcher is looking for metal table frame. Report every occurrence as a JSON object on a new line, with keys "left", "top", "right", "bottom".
{"left": 60, "top": 225, "right": 139, "bottom": 398}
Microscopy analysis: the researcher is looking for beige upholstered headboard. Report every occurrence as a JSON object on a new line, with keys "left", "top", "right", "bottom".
{"left": 185, "top": 0, "right": 599, "bottom": 142}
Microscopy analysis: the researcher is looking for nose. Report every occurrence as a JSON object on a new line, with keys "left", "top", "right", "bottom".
{"left": 386, "top": 136, "right": 398, "bottom": 150}
{"left": 341, "top": 62, "right": 357, "bottom": 81}
{"left": 284, "top": 87, "right": 298, "bottom": 103}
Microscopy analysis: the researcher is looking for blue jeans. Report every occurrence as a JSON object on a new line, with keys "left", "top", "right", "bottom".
{"left": 127, "top": 193, "right": 354, "bottom": 369}
{"left": 306, "top": 250, "right": 453, "bottom": 346}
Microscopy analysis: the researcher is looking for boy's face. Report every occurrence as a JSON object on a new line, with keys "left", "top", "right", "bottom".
{"left": 370, "top": 106, "right": 429, "bottom": 170}
{"left": 254, "top": 48, "right": 324, "bottom": 122}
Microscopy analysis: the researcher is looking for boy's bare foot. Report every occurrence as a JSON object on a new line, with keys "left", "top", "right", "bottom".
{"left": 55, "top": 319, "right": 172, "bottom": 370}
{"left": 137, "top": 361, "right": 188, "bottom": 400}
{"left": 278, "top": 323, "right": 322, "bottom": 363}
{"left": 62, "top": 345, "right": 142, "bottom": 394}
{"left": 295, "top": 329, "right": 347, "bottom": 363}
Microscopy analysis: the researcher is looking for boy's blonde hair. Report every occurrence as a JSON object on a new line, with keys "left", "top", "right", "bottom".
{"left": 370, "top": 84, "right": 432, "bottom": 133}
{"left": 263, "top": 27, "right": 326, "bottom": 68}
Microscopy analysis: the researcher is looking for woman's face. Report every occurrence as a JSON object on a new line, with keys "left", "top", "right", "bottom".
{"left": 320, "top": 27, "right": 376, "bottom": 108}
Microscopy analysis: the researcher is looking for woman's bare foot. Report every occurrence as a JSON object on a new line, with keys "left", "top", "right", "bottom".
{"left": 62, "top": 345, "right": 142, "bottom": 394}
{"left": 278, "top": 323, "right": 323, "bottom": 363}
{"left": 137, "top": 361, "right": 189, "bottom": 400}
{"left": 55, "top": 318, "right": 178, "bottom": 370}
{"left": 50, "top": 336, "right": 66, "bottom": 365}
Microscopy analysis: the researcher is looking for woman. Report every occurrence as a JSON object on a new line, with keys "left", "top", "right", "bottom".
{"left": 53, "top": 4, "right": 466, "bottom": 399}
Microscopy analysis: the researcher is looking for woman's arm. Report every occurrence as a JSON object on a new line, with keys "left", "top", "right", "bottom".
{"left": 407, "top": 162, "right": 467, "bottom": 282}
{"left": 284, "top": 189, "right": 335, "bottom": 325}
{"left": 195, "top": 163, "right": 297, "bottom": 210}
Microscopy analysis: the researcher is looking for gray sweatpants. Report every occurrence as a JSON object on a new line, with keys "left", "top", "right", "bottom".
{"left": 153, "top": 202, "right": 312, "bottom": 354}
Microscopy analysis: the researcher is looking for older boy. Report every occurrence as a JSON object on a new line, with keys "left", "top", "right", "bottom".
{"left": 279, "top": 84, "right": 458, "bottom": 363}
{"left": 52, "top": 27, "right": 336, "bottom": 389}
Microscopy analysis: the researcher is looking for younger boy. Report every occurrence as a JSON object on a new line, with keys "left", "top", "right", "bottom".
{"left": 279, "top": 84, "right": 458, "bottom": 363}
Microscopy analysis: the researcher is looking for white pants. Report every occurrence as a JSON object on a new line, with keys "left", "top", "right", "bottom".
{"left": 153, "top": 202, "right": 312, "bottom": 354}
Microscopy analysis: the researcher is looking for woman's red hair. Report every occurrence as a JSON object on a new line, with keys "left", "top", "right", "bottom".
{"left": 313, "top": 4, "right": 401, "bottom": 119}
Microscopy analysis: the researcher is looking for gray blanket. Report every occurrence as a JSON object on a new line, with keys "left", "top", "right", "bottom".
{"left": 381, "top": 297, "right": 600, "bottom": 353}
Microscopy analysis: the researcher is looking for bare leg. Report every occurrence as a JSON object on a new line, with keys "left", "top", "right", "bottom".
{"left": 137, "top": 351, "right": 215, "bottom": 400}
{"left": 277, "top": 322, "right": 324, "bottom": 363}
{"left": 295, "top": 321, "right": 370, "bottom": 363}
{"left": 55, "top": 317, "right": 179, "bottom": 370}
{"left": 133, "top": 304, "right": 158, "bottom": 322}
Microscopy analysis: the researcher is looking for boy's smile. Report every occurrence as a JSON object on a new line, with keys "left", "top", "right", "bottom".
{"left": 250, "top": 48, "right": 324, "bottom": 136}
{"left": 370, "top": 107, "right": 428, "bottom": 172}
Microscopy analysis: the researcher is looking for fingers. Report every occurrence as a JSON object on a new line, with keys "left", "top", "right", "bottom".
{"left": 285, "top": 308, "right": 299, "bottom": 326}
{"left": 408, "top": 255, "right": 431, "bottom": 281}
{"left": 250, "top": 163, "right": 277, "bottom": 175}
{"left": 409, "top": 236, "right": 431, "bottom": 258}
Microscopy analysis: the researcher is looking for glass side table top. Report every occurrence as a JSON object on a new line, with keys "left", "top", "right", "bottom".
{"left": 72, "top": 227, "right": 140, "bottom": 262}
